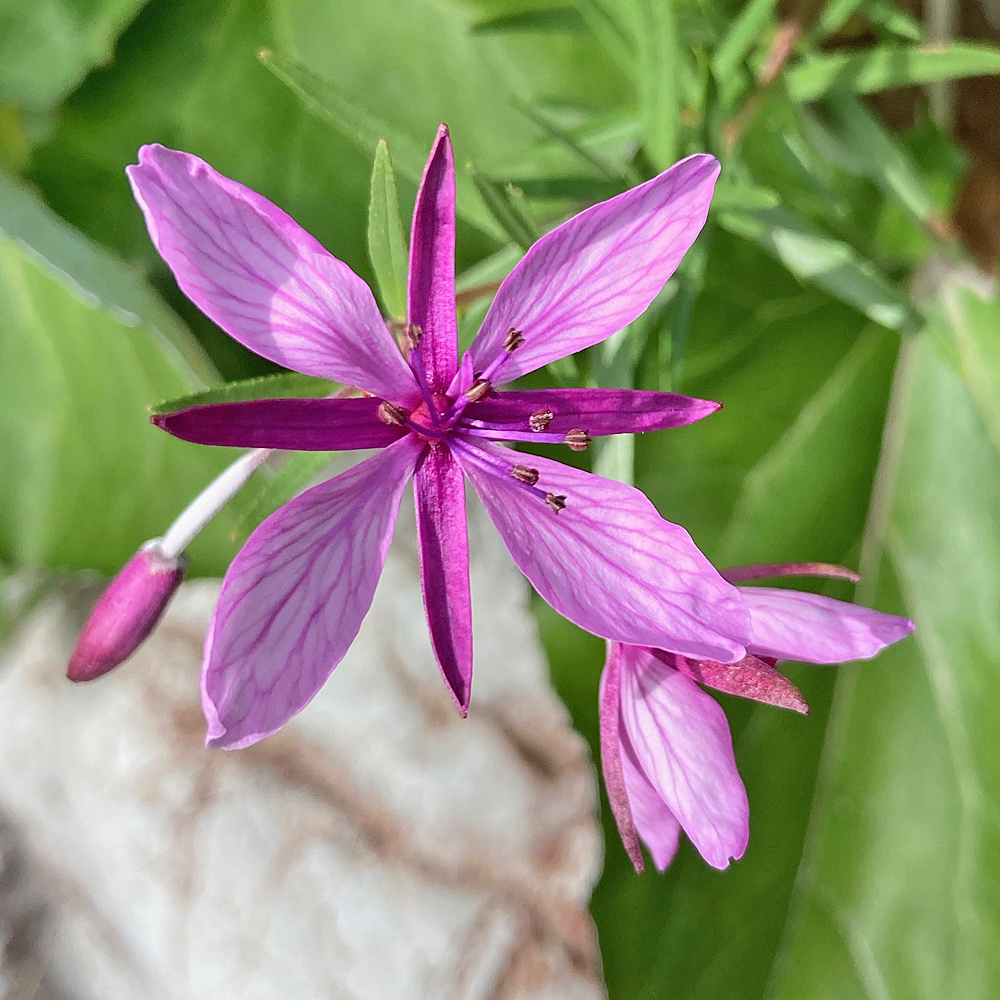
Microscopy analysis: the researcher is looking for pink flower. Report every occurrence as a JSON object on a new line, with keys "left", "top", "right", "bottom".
{"left": 129, "top": 126, "right": 752, "bottom": 749}
{"left": 599, "top": 564, "right": 914, "bottom": 872}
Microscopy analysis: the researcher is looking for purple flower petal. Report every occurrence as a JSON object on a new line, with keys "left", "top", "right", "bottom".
{"left": 455, "top": 440, "right": 750, "bottom": 661}
{"left": 202, "top": 437, "right": 423, "bottom": 749}
{"left": 408, "top": 125, "right": 458, "bottom": 391}
{"left": 620, "top": 725, "right": 682, "bottom": 872}
{"left": 618, "top": 645, "right": 749, "bottom": 870}
{"left": 599, "top": 643, "right": 645, "bottom": 872}
{"left": 413, "top": 444, "right": 473, "bottom": 713}
{"left": 152, "top": 397, "right": 406, "bottom": 450}
{"left": 652, "top": 649, "right": 810, "bottom": 714}
{"left": 464, "top": 388, "right": 720, "bottom": 440}
{"left": 740, "top": 587, "right": 915, "bottom": 664}
{"left": 468, "top": 154, "right": 719, "bottom": 382}
{"left": 127, "top": 145, "right": 419, "bottom": 406}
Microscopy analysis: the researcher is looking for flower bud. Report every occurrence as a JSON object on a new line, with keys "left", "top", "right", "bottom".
{"left": 67, "top": 542, "right": 187, "bottom": 682}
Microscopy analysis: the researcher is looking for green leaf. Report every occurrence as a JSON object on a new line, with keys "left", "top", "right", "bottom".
{"left": 866, "top": 0, "right": 923, "bottom": 42}
{"left": 503, "top": 174, "right": 624, "bottom": 201}
{"left": 0, "top": 170, "right": 235, "bottom": 575}
{"left": 826, "top": 94, "right": 938, "bottom": 224}
{"left": 260, "top": 48, "right": 503, "bottom": 238}
{"left": 637, "top": 0, "right": 680, "bottom": 170}
{"left": 925, "top": 269, "right": 1000, "bottom": 453}
{"left": 768, "top": 336, "right": 1000, "bottom": 1000}
{"left": 468, "top": 6, "right": 586, "bottom": 34}
{"left": 719, "top": 207, "right": 921, "bottom": 332}
{"left": 811, "top": 0, "right": 867, "bottom": 41}
{"left": 367, "top": 140, "right": 410, "bottom": 319}
{"left": 0, "top": 0, "right": 149, "bottom": 115}
{"left": 150, "top": 373, "right": 337, "bottom": 416}
{"left": 230, "top": 451, "right": 336, "bottom": 541}
{"left": 712, "top": 0, "right": 779, "bottom": 83}
{"left": 572, "top": 0, "right": 635, "bottom": 73}
{"left": 468, "top": 164, "right": 539, "bottom": 250}
{"left": 786, "top": 43, "right": 1000, "bottom": 103}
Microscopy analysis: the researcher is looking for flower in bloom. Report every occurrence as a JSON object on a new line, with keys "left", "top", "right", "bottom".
{"left": 67, "top": 542, "right": 186, "bottom": 682}
{"left": 129, "top": 125, "right": 754, "bottom": 750}
{"left": 599, "top": 564, "right": 914, "bottom": 872}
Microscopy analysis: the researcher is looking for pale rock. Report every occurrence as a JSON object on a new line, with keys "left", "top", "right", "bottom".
{"left": 0, "top": 497, "right": 605, "bottom": 1000}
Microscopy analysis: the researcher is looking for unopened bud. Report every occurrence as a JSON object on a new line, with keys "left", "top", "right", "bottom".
{"left": 67, "top": 542, "right": 187, "bottom": 682}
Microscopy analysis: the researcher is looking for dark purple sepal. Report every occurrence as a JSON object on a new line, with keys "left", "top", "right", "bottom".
{"left": 651, "top": 648, "right": 810, "bottom": 715}
{"left": 67, "top": 543, "right": 186, "bottom": 682}
{"left": 152, "top": 397, "right": 406, "bottom": 451}
{"left": 465, "top": 388, "right": 720, "bottom": 437}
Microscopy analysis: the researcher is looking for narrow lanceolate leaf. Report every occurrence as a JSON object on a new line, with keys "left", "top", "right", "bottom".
{"left": 827, "top": 95, "right": 937, "bottom": 225}
{"left": 786, "top": 43, "right": 1000, "bottom": 102}
{"left": 368, "top": 140, "right": 409, "bottom": 320}
{"left": 573, "top": 0, "right": 636, "bottom": 73}
{"left": 926, "top": 270, "right": 1000, "bottom": 453}
{"left": 503, "top": 176, "right": 624, "bottom": 202}
{"left": 468, "top": 7, "right": 587, "bottom": 34}
{"left": 230, "top": 451, "right": 337, "bottom": 541}
{"left": 769, "top": 336, "right": 1000, "bottom": 1000}
{"left": 866, "top": 0, "right": 923, "bottom": 42}
{"left": 712, "top": 0, "right": 780, "bottom": 83}
{"left": 258, "top": 49, "right": 497, "bottom": 236}
{"left": 719, "top": 207, "right": 920, "bottom": 332}
{"left": 150, "top": 373, "right": 337, "bottom": 416}
{"left": 0, "top": 171, "right": 234, "bottom": 575}
{"left": 468, "top": 165, "right": 538, "bottom": 250}
{"left": 637, "top": 0, "right": 679, "bottom": 170}
{"left": 810, "top": 0, "right": 867, "bottom": 41}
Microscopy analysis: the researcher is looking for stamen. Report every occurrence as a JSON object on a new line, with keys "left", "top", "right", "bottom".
{"left": 529, "top": 409, "right": 553, "bottom": 432}
{"left": 449, "top": 436, "right": 552, "bottom": 506}
{"left": 404, "top": 323, "right": 423, "bottom": 349}
{"left": 465, "top": 379, "right": 491, "bottom": 403}
{"left": 545, "top": 494, "right": 567, "bottom": 514}
{"left": 564, "top": 428, "right": 591, "bottom": 452}
{"left": 378, "top": 401, "right": 408, "bottom": 426}
{"left": 511, "top": 465, "right": 540, "bottom": 486}
{"left": 504, "top": 327, "right": 525, "bottom": 352}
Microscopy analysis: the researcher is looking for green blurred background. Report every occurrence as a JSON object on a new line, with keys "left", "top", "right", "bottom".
{"left": 2, "top": 0, "right": 1000, "bottom": 996}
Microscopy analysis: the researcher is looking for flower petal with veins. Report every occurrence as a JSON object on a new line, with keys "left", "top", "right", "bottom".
{"left": 618, "top": 645, "right": 749, "bottom": 870}
{"left": 128, "top": 144, "right": 419, "bottom": 406}
{"left": 469, "top": 154, "right": 719, "bottom": 382}
{"left": 202, "top": 437, "right": 423, "bottom": 749}
{"left": 456, "top": 440, "right": 751, "bottom": 662}
{"left": 740, "top": 587, "right": 914, "bottom": 663}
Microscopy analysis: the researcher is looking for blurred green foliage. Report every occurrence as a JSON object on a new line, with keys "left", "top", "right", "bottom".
{"left": 1, "top": 0, "right": 999, "bottom": 996}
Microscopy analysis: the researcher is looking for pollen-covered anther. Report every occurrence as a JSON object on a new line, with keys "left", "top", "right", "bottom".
{"left": 511, "top": 465, "right": 540, "bottom": 486}
{"left": 564, "top": 428, "right": 591, "bottom": 452}
{"left": 545, "top": 493, "right": 567, "bottom": 513}
{"left": 404, "top": 323, "right": 423, "bottom": 349}
{"left": 529, "top": 408, "right": 553, "bottom": 432}
{"left": 503, "top": 327, "right": 525, "bottom": 353}
{"left": 377, "top": 401, "right": 408, "bottom": 426}
{"left": 465, "top": 379, "right": 491, "bottom": 403}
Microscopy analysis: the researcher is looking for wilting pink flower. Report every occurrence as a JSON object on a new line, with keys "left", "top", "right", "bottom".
{"left": 600, "top": 563, "right": 914, "bottom": 872}
{"left": 129, "top": 125, "right": 752, "bottom": 749}
{"left": 68, "top": 543, "right": 186, "bottom": 682}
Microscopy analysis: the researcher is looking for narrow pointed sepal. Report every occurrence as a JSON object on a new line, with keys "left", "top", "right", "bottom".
{"left": 67, "top": 542, "right": 186, "bottom": 682}
{"left": 413, "top": 444, "right": 473, "bottom": 713}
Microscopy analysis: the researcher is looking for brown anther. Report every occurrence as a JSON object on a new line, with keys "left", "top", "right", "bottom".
{"left": 377, "top": 401, "right": 407, "bottom": 426}
{"left": 529, "top": 408, "right": 553, "bottom": 432}
{"left": 465, "top": 379, "right": 492, "bottom": 403}
{"left": 564, "top": 428, "right": 591, "bottom": 452}
{"left": 511, "top": 465, "right": 540, "bottom": 486}
{"left": 503, "top": 327, "right": 525, "bottom": 353}
{"left": 545, "top": 493, "right": 567, "bottom": 514}
{"left": 404, "top": 323, "right": 423, "bottom": 349}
